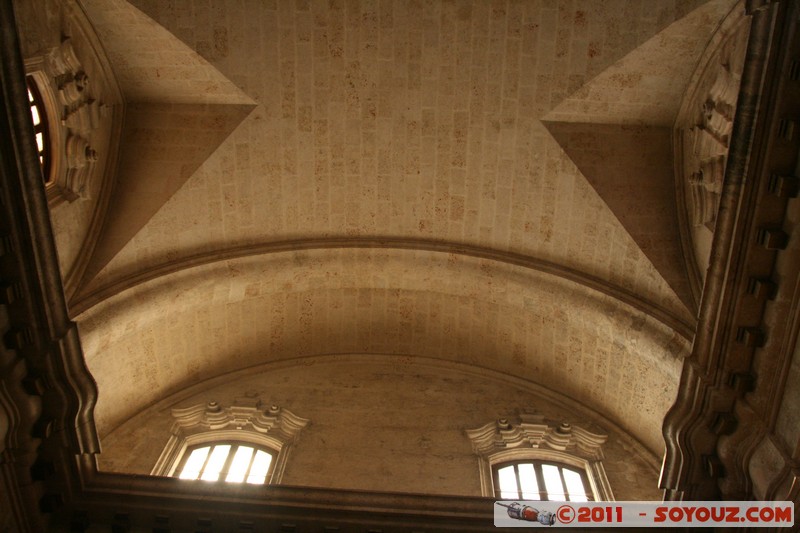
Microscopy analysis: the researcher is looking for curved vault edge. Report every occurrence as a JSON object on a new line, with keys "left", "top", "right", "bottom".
{"left": 79, "top": 247, "right": 687, "bottom": 456}
{"left": 71, "top": 237, "right": 696, "bottom": 339}
{"left": 102, "top": 353, "right": 665, "bottom": 471}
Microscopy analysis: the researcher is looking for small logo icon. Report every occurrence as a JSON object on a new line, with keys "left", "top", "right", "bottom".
{"left": 557, "top": 504, "right": 576, "bottom": 524}
{"left": 496, "top": 502, "right": 556, "bottom": 526}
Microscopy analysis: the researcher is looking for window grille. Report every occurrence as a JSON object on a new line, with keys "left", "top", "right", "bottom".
{"left": 176, "top": 442, "right": 275, "bottom": 484}
{"left": 26, "top": 76, "right": 50, "bottom": 181}
{"left": 493, "top": 460, "right": 593, "bottom": 501}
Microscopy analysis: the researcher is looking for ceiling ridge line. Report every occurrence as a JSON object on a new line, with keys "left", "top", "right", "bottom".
{"left": 71, "top": 237, "right": 696, "bottom": 339}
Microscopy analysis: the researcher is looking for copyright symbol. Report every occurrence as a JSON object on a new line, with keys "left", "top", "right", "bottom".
{"left": 557, "top": 505, "right": 575, "bottom": 524}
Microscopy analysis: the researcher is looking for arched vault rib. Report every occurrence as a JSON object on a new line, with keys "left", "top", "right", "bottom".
{"left": 72, "top": 237, "right": 695, "bottom": 339}
{"left": 78, "top": 247, "right": 690, "bottom": 454}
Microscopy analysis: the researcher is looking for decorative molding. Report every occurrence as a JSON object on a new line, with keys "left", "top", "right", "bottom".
{"left": 130, "top": 353, "right": 663, "bottom": 474}
{"left": 0, "top": 0, "right": 796, "bottom": 530}
{"left": 151, "top": 399, "right": 309, "bottom": 484}
{"left": 172, "top": 400, "right": 309, "bottom": 443}
{"left": 466, "top": 414, "right": 607, "bottom": 460}
{"left": 674, "top": 2, "right": 750, "bottom": 297}
{"left": 466, "top": 414, "right": 613, "bottom": 501}
{"left": 0, "top": 1, "right": 100, "bottom": 528}
{"left": 25, "top": 38, "right": 108, "bottom": 205}
{"left": 58, "top": 0, "right": 125, "bottom": 302}
{"left": 75, "top": 473, "right": 496, "bottom": 531}
{"left": 662, "top": 0, "right": 800, "bottom": 502}
{"left": 69, "top": 237, "right": 696, "bottom": 340}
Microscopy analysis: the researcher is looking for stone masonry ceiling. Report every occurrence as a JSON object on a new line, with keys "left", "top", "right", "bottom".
{"left": 61, "top": 0, "right": 742, "bottom": 457}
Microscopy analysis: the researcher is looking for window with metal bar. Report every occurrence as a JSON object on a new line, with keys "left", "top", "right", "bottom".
{"left": 176, "top": 442, "right": 275, "bottom": 484}
{"left": 493, "top": 461, "right": 592, "bottom": 501}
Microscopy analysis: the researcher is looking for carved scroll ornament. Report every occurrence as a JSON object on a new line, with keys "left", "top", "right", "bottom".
{"left": 151, "top": 398, "right": 309, "bottom": 482}
{"left": 466, "top": 413, "right": 608, "bottom": 460}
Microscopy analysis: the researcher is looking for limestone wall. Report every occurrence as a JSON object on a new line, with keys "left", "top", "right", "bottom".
{"left": 99, "top": 355, "right": 663, "bottom": 501}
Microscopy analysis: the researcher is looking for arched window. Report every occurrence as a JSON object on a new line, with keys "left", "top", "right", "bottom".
{"left": 176, "top": 442, "right": 275, "bottom": 484}
{"left": 467, "top": 414, "right": 614, "bottom": 501}
{"left": 493, "top": 460, "right": 592, "bottom": 501}
{"left": 26, "top": 76, "right": 50, "bottom": 181}
{"left": 151, "top": 400, "right": 308, "bottom": 486}
{"left": 25, "top": 39, "right": 108, "bottom": 206}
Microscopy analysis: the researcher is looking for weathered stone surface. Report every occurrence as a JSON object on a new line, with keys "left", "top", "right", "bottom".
{"left": 79, "top": 248, "right": 688, "bottom": 456}
{"left": 99, "top": 356, "right": 663, "bottom": 500}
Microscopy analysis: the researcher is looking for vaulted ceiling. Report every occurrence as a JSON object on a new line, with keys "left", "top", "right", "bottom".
{"left": 45, "top": 0, "right": 743, "bottom": 459}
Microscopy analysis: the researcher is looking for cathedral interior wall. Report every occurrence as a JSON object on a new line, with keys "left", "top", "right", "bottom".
{"left": 98, "top": 355, "right": 663, "bottom": 501}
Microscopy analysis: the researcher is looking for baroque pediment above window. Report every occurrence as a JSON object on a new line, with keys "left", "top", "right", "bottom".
{"left": 170, "top": 399, "right": 309, "bottom": 444}
{"left": 151, "top": 398, "right": 309, "bottom": 481}
{"left": 466, "top": 413, "right": 613, "bottom": 499}
{"left": 466, "top": 413, "right": 608, "bottom": 461}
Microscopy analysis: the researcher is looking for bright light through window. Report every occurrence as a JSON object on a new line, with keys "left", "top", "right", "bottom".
{"left": 200, "top": 444, "right": 231, "bottom": 481}
{"left": 30, "top": 98, "right": 40, "bottom": 125}
{"left": 178, "top": 446, "right": 210, "bottom": 480}
{"left": 225, "top": 445, "right": 254, "bottom": 483}
{"left": 176, "top": 443, "right": 274, "bottom": 484}
{"left": 517, "top": 463, "right": 540, "bottom": 500}
{"left": 494, "top": 461, "right": 590, "bottom": 501}
{"left": 247, "top": 450, "right": 273, "bottom": 484}
{"left": 498, "top": 465, "right": 519, "bottom": 499}
{"left": 542, "top": 464, "right": 566, "bottom": 500}
{"left": 26, "top": 77, "right": 49, "bottom": 177}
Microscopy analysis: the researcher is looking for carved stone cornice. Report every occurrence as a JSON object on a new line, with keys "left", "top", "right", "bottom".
{"left": 170, "top": 400, "right": 309, "bottom": 445}
{"left": 0, "top": 1, "right": 100, "bottom": 529}
{"left": 466, "top": 414, "right": 613, "bottom": 500}
{"left": 26, "top": 36, "right": 109, "bottom": 205}
{"left": 662, "top": 0, "right": 800, "bottom": 503}
{"left": 674, "top": 1, "right": 750, "bottom": 302}
{"left": 150, "top": 399, "right": 309, "bottom": 483}
{"left": 68, "top": 473, "right": 496, "bottom": 532}
{"left": 47, "top": 0, "right": 125, "bottom": 302}
{"left": 466, "top": 414, "right": 607, "bottom": 461}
